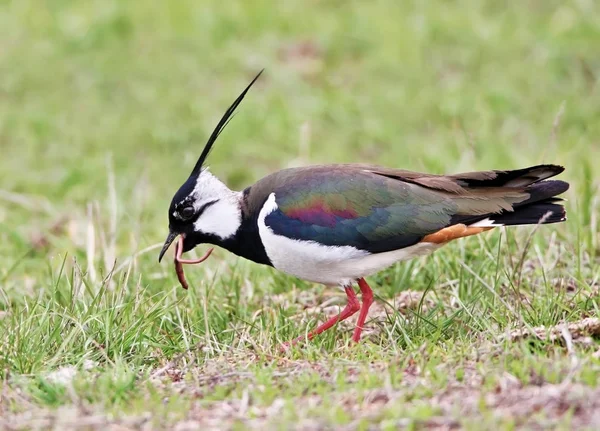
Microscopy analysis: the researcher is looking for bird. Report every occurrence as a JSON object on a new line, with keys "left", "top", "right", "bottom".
{"left": 158, "top": 71, "right": 569, "bottom": 345}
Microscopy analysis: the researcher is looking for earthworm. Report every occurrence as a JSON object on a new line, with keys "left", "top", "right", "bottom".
{"left": 173, "top": 235, "right": 214, "bottom": 290}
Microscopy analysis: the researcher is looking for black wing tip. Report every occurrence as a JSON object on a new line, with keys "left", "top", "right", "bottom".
{"left": 189, "top": 69, "right": 265, "bottom": 176}
{"left": 525, "top": 179, "right": 570, "bottom": 202}
{"left": 487, "top": 202, "right": 568, "bottom": 226}
{"left": 532, "top": 163, "right": 565, "bottom": 174}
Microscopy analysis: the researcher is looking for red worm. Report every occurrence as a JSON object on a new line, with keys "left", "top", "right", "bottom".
{"left": 173, "top": 236, "right": 214, "bottom": 290}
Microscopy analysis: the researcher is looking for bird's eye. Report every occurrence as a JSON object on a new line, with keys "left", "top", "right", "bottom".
{"left": 180, "top": 206, "right": 195, "bottom": 220}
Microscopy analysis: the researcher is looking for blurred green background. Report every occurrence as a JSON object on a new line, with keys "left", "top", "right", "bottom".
{"left": 1, "top": 1, "right": 597, "bottom": 260}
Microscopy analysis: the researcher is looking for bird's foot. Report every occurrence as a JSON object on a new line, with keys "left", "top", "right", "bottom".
{"left": 279, "top": 286, "right": 362, "bottom": 351}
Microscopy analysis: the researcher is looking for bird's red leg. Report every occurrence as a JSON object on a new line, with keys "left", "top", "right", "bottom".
{"left": 352, "top": 278, "right": 374, "bottom": 343}
{"left": 285, "top": 285, "right": 361, "bottom": 347}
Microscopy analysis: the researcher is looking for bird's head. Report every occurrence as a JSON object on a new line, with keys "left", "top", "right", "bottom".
{"left": 158, "top": 71, "right": 263, "bottom": 263}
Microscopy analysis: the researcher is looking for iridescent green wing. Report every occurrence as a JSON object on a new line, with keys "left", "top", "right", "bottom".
{"left": 264, "top": 168, "right": 458, "bottom": 253}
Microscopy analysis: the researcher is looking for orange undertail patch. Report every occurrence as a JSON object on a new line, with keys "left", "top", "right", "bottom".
{"left": 421, "top": 224, "right": 494, "bottom": 244}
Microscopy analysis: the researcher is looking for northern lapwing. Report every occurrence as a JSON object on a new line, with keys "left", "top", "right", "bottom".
{"left": 158, "top": 71, "right": 569, "bottom": 345}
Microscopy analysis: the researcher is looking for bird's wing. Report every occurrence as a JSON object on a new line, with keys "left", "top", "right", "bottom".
{"left": 257, "top": 164, "right": 562, "bottom": 253}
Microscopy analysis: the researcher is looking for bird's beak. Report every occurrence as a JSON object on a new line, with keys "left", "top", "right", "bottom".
{"left": 158, "top": 231, "right": 178, "bottom": 263}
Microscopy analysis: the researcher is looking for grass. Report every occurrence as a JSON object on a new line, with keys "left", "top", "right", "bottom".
{"left": 1, "top": 0, "right": 599, "bottom": 429}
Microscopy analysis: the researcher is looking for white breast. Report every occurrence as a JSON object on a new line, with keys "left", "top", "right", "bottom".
{"left": 257, "top": 193, "right": 442, "bottom": 286}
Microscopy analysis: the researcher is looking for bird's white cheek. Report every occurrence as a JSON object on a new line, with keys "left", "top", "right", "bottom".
{"left": 193, "top": 201, "right": 241, "bottom": 239}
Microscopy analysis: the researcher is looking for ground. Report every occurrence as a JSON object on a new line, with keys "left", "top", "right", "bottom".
{"left": 1, "top": 1, "right": 599, "bottom": 429}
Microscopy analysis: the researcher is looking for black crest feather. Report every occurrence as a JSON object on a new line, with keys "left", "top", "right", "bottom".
{"left": 190, "top": 69, "right": 264, "bottom": 176}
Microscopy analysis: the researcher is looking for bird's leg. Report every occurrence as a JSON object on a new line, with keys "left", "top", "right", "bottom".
{"left": 286, "top": 285, "right": 361, "bottom": 347}
{"left": 352, "top": 278, "right": 374, "bottom": 343}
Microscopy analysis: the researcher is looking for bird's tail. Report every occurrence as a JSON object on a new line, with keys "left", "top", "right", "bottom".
{"left": 468, "top": 178, "right": 569, "bottom": 227}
